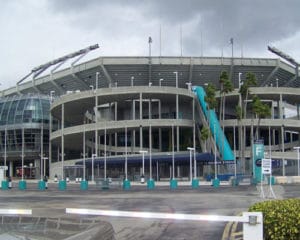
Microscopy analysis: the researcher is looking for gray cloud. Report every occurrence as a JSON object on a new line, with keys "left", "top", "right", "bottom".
{"left": 1, "top": 0, "right": 300, "bottom": 88}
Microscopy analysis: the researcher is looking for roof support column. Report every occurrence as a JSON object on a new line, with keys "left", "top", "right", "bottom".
{"left": 159, "top": 99, "right": 162, "bottom": 152}
{"left": 140, "top": 93, "right": 143, "bottom": 150}
{"left": 176, "top": 94, "right": 179, "bottom": 151}
{"left": 61, "top": 103, "right": 65, "bottom": 180}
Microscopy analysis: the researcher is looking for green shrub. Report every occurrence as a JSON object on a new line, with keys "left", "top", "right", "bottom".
{"left": 249, "top": 199, "right": 300, "bottom": 240}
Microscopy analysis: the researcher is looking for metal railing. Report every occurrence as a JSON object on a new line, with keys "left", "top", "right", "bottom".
{"left": 66, "top": 208, "right": 263, "bottom": 240}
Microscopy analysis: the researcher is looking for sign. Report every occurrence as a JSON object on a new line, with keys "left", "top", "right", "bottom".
{"left": 262, "top": 158, "right": 272, "bottom": 174}
{"left": 0, "top": 166, "right": 8, "bottom": 170}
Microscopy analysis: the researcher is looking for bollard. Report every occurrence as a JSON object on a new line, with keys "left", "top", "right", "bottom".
{"left": 80, "top": 180, "right": 88, "bottom": 190}
{"left": 192, "top": 178, "right": 199, "bottom": 189}
{"left": 147, "top": 179, "right": 155, "bottom": 189}
{"left": 1, "top": 180, "right": 9, "bottom": 190}
{"left": 212, "top": 178, "right": 220, "bottom": 188}
{"left": 170, "top": 179, "right": 178, "bottom": 189}
{"left": 38, "top": 180, "right": 46, "bottom": 190}
{"left": 123, "top": 179, "right": 131, "bottom": 190}
{"left": 18, "top": 180, "right": 27, "bottom": 190}
{"left": 58, "top": 180, "right": 67, "bottom": 190}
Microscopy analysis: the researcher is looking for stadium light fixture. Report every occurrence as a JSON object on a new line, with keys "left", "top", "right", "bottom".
{"left": 159, "top": 78, "right": 164, "bottom": 87}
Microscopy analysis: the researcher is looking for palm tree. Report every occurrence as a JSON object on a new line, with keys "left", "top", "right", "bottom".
{"left": 251, "top": 95, "right": 271, "bottom": 140}
{"left": 219, "top": 71, "right": 227, "bottom": 122}
{"left": 222, "top": 78, "right": 234, "bottom": 124}
{"left": 200, "top": 126, "right": 210, "bottom": 152}
{"left": 238, "top": 72, "right": 257, "bottom": 173}
{"left": 239, "top": 72, "right": 257, "bottom": 118}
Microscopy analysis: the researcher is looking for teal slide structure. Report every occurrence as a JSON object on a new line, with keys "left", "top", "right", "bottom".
{"left": 193, "top": 86, "right": 235, "bottom": 161}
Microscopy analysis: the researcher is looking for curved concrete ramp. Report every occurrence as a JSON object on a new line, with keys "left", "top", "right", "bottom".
{"left": 0, "top": 216, "right": 115, "bottom": 240}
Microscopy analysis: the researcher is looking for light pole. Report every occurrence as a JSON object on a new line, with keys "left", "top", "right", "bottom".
{"left": 173, "top": 71, "right": 178, "bottom": 88}
{"left": 139, "top": 150, "right": 148, "bottom": 184}
{"left": 131, "top": 76, "right": 134, "bottom": 87}
{"left": 214, "top": 122, "right": 217, "bottom": 180}
{"left": 187, "top": 147, "right": 195, "bottom": 182}
{"left": 172, "top": 124, "right": 175, "bottom": 179}
{"left": 159, "top": 78, "right": 164, "bottom": 87}
{"left": 95, "top": 72, "right": 99, "bottom": 90}
{"left": 185, "top": 82, "right": 192, "bottom": 91}
{"left": 276, "top": 78, "right": 279, "bottom": 88}
{"left": 294, "top": 147, "right": 300, "bottom": 176}
{"left": 139, "top": 150, "right": 148, "bottom": 177}
{"left": 91, "top": 153, "right": 97, "bottom": 182}
{"left": 50, "top": 90, "right": 55, "bottom": 103}
{"left": 238, "top": 73, "right": 242, "bottom": 89}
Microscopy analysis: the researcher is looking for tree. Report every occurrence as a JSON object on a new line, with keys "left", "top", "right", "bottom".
{"left": 200, "top": 126, "right": 210, "bottom": 152}
{"left": 205, "top": 83, "right": 218, "bottom": 110}
{"left": 238, "top": 72, "right": 257, "bottom": 173}
{"left": 239, "top": 72, "right": 257, "bottom": 118}
{"left": 222, "top": 77, "right": 234, "bottom": 123}
{"left": 251, "top": 95, "right": 271, "bottom": 140}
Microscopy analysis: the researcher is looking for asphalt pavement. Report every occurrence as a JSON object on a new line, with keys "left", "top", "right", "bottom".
{"left": 0, "top": 181, "right": 299, "bottom": 240}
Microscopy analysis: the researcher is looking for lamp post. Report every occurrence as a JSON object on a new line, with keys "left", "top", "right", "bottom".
{"left": 187, "top": 147, "right": 195, "bottom": 182}
{"left": 170, "top": 124, "right": 178, "bottom": 189}
{"left": 159, "top": 78, "right": 164, "bottom": 87}
{"left": 185, "top": 82, "right": 192, "bottom": 91}
{"left": 123, "top": 126, "right": 131, "bottom": 189}
{"left": 212, "top": 122, "right": 220, "bottom": 187}
{"left": 131, "top": 76, "right": 134, "bottom": 87}
{"left": 173, "top": 71, "right": 178, "bottom": 88}
{"left": 50, "top": 90, "right": 55, "bottom": 103}
{"left": 294, "top": 147, "right": 300, "bottom": 176}
{"left": 139, "top": 150, "right": 148, "bottom": 184}
{"left": 238, "top": 73, "right": 242, "bottom": 89}
{"left": 96, "top": 72, "right": 99, "bottom": 90}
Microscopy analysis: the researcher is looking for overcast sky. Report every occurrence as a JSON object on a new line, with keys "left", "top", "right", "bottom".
{"left": 1, "top": 0, "right": 300, "bottom": 89}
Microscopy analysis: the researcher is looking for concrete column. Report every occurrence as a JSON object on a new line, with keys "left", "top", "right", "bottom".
{"left": 49, "top": 113, "right": 52, "bottom": 177}
{"left": 159, "top": 99, "right": 162, "bottom": 151}
{"left": 115, "top": 102, "right": 118, "bottom": 121}
{"left": 140, "top": 93, "right": 143, "bottom": 150}
{"left": 139, "top": 93, "right": 142, "bottom": 120}
{"left": 61, "top": 103, "right": 65, "bottom": 179}
{"left": 176, "top": 94, "right": 179, "bottom": 151}
{"left": 281, "top": 125, "right": 285, "bottom": 176}
{"left": 35, "top": 159, "right": 41, "bottom": 179}
{"left": 9, "top": 161, "right": 13, "bottom": 177}
{"left": 149, "top": 99, "right": 152, "bottom": 119}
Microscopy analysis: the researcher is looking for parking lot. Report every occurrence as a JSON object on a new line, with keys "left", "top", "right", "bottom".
{"left": 0, "top": 181, "right": 299, "bottom": 239}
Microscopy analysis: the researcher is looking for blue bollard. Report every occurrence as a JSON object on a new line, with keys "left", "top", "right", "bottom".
{"left": 191, "top": 179, "right": 199, "bottom": 189}
{"left": 1, "top": 180, "right": 9, "bottom": 190}
{"left": 147, "top": 179, "right": 155, "bottom": 189}
{"left": 19, "top": 180, "right": 27, "bottom": 190}
{"left": 170, "top": 179, "right": 178, "bottom": 189}
{"left": 123, "top": 179, "right": 131, "bottom": 190}
{"left": 38, "top": 180, "right": 46, "bottom": 190}
{"left": 58, "top": 180, "right": 67, "bottom": 190}
{"left": 212, "top": 178, "right": 220, "bottom": 188}
{"left": 80, "top": 180, "right": 88, "bottom": 190}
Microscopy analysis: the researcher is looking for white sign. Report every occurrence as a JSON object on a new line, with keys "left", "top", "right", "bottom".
{"left": 262, "top": 158, "right": 272, "bottom": 174}
{"left": 0, "top": 166, "right": 8, "bottom": 170}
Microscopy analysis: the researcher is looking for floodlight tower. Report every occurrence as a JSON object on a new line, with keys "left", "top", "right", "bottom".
{"left": 268, "top": 46, "right": 299, "bottom": 86}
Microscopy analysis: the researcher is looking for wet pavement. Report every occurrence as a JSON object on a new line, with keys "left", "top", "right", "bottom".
{"left": 0, "top": 181, "right": 299, "bottom": 240}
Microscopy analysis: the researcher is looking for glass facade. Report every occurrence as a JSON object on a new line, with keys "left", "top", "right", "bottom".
{"left": 0, "top": 94, "right": 50, "bottom": 177}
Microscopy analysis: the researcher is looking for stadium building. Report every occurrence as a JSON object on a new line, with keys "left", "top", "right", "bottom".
{"left": 0, "top": 45, "right": 300, "bottom": 182}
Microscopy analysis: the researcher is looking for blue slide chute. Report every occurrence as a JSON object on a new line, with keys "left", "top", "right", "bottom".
{"left": 193, "top": 86, "right": 235, "bottom": 161}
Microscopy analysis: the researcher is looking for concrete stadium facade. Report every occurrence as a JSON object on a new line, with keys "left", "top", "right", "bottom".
{"left": 1, "top": 56, "right": 300, "bottom": 180}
